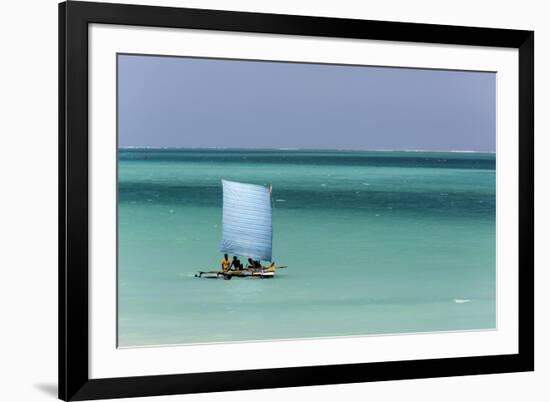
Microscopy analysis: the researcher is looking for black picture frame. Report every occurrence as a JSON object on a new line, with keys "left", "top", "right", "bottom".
{"left": 59, "top": 1, "right": 534, "bottom": 400}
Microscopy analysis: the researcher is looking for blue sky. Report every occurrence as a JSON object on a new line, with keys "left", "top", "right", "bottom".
{"left": 118, "top": 54, "right": 496, "bottom": 152}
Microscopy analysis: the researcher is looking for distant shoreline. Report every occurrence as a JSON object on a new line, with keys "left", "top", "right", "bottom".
{"left": 118, "top": 146, "right": 495, "bottom": 154}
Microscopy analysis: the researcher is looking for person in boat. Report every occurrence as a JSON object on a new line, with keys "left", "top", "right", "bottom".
{"left": 246, "top": 258, "right": 262, "bottom": 269}
{"left": 231, "top": 256, "right": 242, "bottom": 271}
{"left": 220, "top": 254, "right": 231, "bottom": 272}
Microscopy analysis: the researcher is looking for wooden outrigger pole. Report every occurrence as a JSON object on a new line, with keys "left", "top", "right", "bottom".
{"left": 195, "top": 265, "right": 288, "bottom": 280}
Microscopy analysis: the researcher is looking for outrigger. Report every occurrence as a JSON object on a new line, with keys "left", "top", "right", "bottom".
{"left": 195, "top": 264, "right": 288, "bottom": 280}
{"left": 195, "top": 179, "right": 288, "bottom": 279}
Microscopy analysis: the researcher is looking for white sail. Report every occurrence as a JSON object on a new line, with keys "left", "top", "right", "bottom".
{"left": 220, "top": 179, "right": 272, "bottom": 261}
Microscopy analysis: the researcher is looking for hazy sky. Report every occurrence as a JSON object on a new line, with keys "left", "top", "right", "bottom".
{"left": 118, "top": 54, "right": 496, "bottom": 152}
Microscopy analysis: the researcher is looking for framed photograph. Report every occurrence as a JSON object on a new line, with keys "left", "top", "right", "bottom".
{"left": 59, "top": 1, "right": 534, "bottom": 400}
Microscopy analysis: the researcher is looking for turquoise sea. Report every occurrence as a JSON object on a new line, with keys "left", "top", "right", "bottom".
{"left": 117, "top": 149, "right": 496, "bottom": 347}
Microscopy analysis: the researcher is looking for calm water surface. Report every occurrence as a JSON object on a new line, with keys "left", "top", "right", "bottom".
{"left": 118, "top": 149, "right": 496, "bottom": 346}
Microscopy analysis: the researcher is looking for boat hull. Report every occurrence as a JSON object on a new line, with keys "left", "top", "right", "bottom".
{"left": 195, "top": 267, "right": 277, "bottom": 279}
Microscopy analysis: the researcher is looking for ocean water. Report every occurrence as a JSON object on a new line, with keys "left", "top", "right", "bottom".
{"left": 117, "top": 149, "right": 496, "bottom": 347}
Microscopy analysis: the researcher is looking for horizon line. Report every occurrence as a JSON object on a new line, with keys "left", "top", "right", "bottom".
{"left": 118, "top": 146, "right": 496, "bottom": 154}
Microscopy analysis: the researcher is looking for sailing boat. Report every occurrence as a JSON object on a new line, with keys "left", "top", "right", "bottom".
{"left": 196, "top": 180, "right": 287, "bottom": 279}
